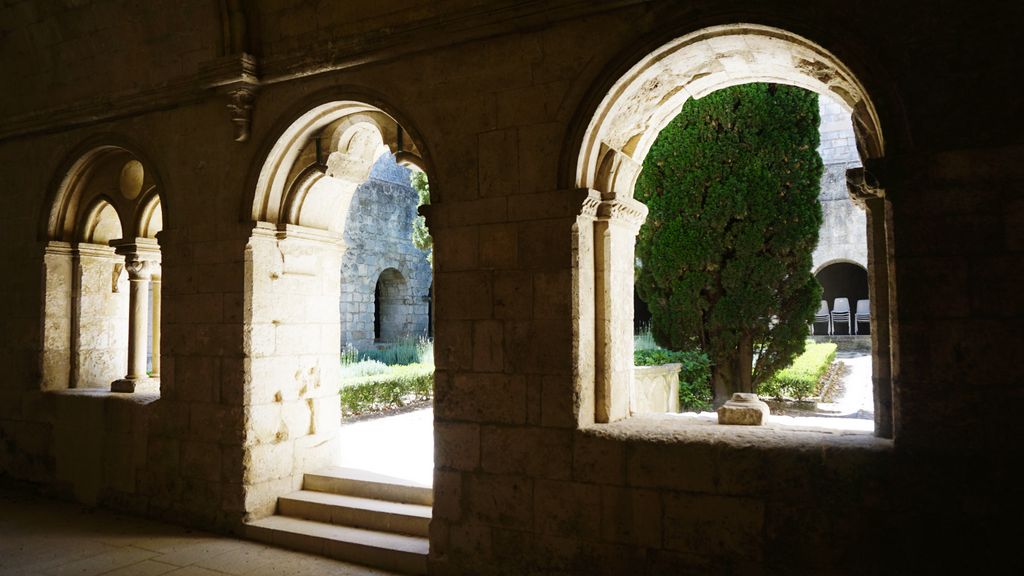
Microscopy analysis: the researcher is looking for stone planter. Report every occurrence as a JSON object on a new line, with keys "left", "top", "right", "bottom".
{"left": 632, "top": 363, "right": 681, "bottom": 414}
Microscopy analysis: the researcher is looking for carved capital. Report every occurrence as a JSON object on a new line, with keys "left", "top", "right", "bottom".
{"left": 124, "top": 258, "right": 151, "bottom": 281}
{"left": 846, "top": 165, "right": 884, "bottom": 207}
{"left": 577, "top": 189, "right": 603, "bottom": 218}
{"left": 597, "top": 196, "right": 648, "bottom": 232}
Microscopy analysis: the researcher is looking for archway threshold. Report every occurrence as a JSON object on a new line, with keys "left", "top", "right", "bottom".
{"left": 337, "top": 406, "right": 434, "bottom": 487}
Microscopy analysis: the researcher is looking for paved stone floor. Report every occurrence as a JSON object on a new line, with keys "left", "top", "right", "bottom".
{"left": 0, "top": 488, "right": 398, "bottom": 576}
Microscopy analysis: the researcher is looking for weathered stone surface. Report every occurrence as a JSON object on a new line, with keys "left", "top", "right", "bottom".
{"left": 0, "top": 3, "right": 1019, "bottom": 575}
{"left": 717, "top": 393, "right": 771, "bottom": 426}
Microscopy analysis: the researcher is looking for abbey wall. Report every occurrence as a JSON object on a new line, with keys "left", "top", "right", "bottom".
{"left": 0, "top": 1, "right": 1020, "bottom": 574}
{"left": 340, "top": 154, "right": 431, "bottom": 350}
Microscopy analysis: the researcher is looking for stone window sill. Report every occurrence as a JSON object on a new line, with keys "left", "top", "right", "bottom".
{"left": 45, "top": 388, "right": 160, "bottom": 406}
{"left": 585, "top": 412, "right": 892, "bottom": 451}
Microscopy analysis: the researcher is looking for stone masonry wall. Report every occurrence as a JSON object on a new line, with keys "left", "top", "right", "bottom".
{"left": 0, "top": 2, "right": 1020, "bottom": 575}
{"left": 340, "top": 154, "right": 431, "bottom": 350}
{"left": 813, "top": 96, "right": 867, "bottom": 273}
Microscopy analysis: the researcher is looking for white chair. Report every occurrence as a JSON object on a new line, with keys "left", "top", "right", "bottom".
{"left": 813, "top": 299, "right": 832, "bottom": 335}
{"left": 854, "top": 299, "right": 870, "bottom": 335}
{"left": 831, "top": 297, "right": 852, "bottom": 335}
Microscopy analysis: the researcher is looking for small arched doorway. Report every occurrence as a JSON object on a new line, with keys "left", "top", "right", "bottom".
{"left": 816, "top": 261, "right": 869, "bottom": 335}
{"left": 373, "top": 267, "right": 409, "bottom": 342}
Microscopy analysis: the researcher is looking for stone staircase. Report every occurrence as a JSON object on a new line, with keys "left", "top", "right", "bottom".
{"left": 246, "top": 467, "right": 432, "bottom": 575}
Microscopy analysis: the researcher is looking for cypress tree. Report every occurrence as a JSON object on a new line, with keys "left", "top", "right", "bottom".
{"left": 635, "top": 83, "right": 823, "bottom": 406}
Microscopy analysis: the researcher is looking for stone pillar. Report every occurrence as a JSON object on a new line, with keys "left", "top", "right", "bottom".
{"left": 111, "top": 239, "right": 161, "bottom": 393}
{"left": 150, "top": 264, "right": 161, "bottom": 378}
{"left": 593, "top": 193, "right": 647, "bottom": 423}
{"left": 848, "top": 166, "right": 893, "bottom": 438}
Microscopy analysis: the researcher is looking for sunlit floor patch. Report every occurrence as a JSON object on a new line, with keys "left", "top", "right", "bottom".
{"left": 337, "top": 407, "right": 434, "bottom": 486}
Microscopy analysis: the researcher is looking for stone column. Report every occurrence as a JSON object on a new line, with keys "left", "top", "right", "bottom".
{"left": 150, "top": 263, "right": 162, "bottom": 378}
{"left": 848, "top": 166, "right": 893, "bottom": 438}
{"left": 111, "top": 239, "right": 161, "bottom": 393}
{"left": 593, "top": 193, "right": 647, "bottom": 423}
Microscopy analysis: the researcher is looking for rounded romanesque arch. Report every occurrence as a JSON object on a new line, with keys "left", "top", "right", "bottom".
{"left": 250, "top": 100, "right": 427, "bottom": 234}
{"left": 41, "top": 142, "right": 166, "bottom": 393}
{"left": 566, "top": 24, "right": 894, "bottom": 433}
{"left": 243, "top": 97, "right": 434, "bottom": 518}
{"left": 573, "top": 24, "right": 884, "bottom": 198}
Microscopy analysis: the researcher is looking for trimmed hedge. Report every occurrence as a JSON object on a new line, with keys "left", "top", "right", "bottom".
{"left": 340, "top": 364, "right": 433, "bottom": 416}
{"left": 634, "top": 348, "right": 713, "bottom": 412}
{"left": 758, "top": 341, "right": 837, "bottom": 401}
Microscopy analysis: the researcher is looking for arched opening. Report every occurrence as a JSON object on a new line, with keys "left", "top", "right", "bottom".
{"left": 41, "top": 145, "right": 165, "bottom": 393}
{"left": 373, "top": 268, "right": 410, "bottom": 343}
{"left": 570, "top": 24, "right": 892, "bottom": 436}
{"left": 245, "top": 99, "right": 434, "bottom": 525}
{"left": 815, "top": 261, "right": 870, "bottom": 335}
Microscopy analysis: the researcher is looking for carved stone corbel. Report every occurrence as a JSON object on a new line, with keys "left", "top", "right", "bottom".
{"left": 227, "top": 85, "right": 257, "bottom": 142}
{"left": 200, "top": 52, "right": 260, "bottom": 143}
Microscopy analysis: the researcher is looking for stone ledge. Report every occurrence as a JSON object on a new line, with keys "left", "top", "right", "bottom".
{"left": 43, "top": 389, "right": 161, "bottom": 406}
{"left": 582, "top": 413, "right": 890, "bottom": 451}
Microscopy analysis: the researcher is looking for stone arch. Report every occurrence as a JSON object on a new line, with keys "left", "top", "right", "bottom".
{"left": 243, "top": 96, "right": 434, "bottom": 518}
{"left": 573, "top": 24, "right": 884, "bottom": 198}
{"left": 79, "top": 196, "right": 123, "bottom": 245}
{"left": 813, "top": 257, "right": 867, "bottom": 276}
{"left": 41, "top": 142, "right": 166, "bottom": 393}
{"left": 567, "top": 23, "right": 895, "bottom": 436}
{"left": 250, "top": 100, "right": 427, "bottom": 234}
{"left": 136, "top": 192, "right": 164, "bottom": 239}
{"left": 815, "top": 261, "right": 870, "bottom": 335}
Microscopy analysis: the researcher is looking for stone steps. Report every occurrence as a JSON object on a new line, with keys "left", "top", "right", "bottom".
{"left": 278, "top": 490, "right": 431, "bottom": 536}
{"left": 304, "top": 466, "right": 434, "bottom": 506}
{"left": 246, "top": 467, "right": 432, "bottom": 575}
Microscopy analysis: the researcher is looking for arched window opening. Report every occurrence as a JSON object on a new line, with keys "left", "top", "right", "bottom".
{"left": 42, "top": 146, "right": 165, "bottom": 394}
{"left": 571, "top": 24, "right": 892, "bottom": 437}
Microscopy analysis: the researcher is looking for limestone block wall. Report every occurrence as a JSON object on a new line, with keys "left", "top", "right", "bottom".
{"left": 340, "top": 155, "right": 431, "bottom": 350}
{"left": 244, "top": 227, "right": 344, "bottom": 518}
{"left": 73, "top": 249, "right": 130, "bottom": 389}
{"left": 812, "top": 97, "right": 867, "bottom": 272}
{"left": 0, "top": 2, "right": 1019, "bottom": 575}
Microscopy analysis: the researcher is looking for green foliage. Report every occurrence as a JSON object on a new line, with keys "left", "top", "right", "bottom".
{"left": 634, "top": 347, "right": 713, "bottom": 412}
{"left": 354, "top": 336, "right": 433, "bottom": 366}
{"left": 758, "top": 341, "right": 837, "bottom": 400}
{"left": 339, "top": 364, "right": 434, "bottom": 416}
{"left": 410, "top": 170, "right": 433, "bottom": 262}
{"left": 635, "top": 83, "right": 824, "bottom": 396}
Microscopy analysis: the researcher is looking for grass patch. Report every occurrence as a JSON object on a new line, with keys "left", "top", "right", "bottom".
{"left": 758, "top": 341, "right": 837, "bottom": 401}
{"left": 339, "top": 364, "right": 433, "bottom": 417}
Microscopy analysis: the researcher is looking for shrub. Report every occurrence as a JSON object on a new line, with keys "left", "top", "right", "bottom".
{"left": 339, "top": 359, "right": 389, "bottom": 379}
{"left": 758, "top": 341, "right": 837, "bottom": 401}
{"left": 634, "top": 348, "right": 713, "bottom": 412}
{"left": 339, "top": 364, "right": 433, "bottom": 416}
{"left": 359, "top": 337, "right": 421, "bottom": 366}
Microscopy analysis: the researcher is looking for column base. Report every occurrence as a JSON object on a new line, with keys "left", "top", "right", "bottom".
{"left": 111, "top": 377, "right": 160, "bottom": 393}
{"left": 717, "top": 392, "right": 770, "bottom": 425}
